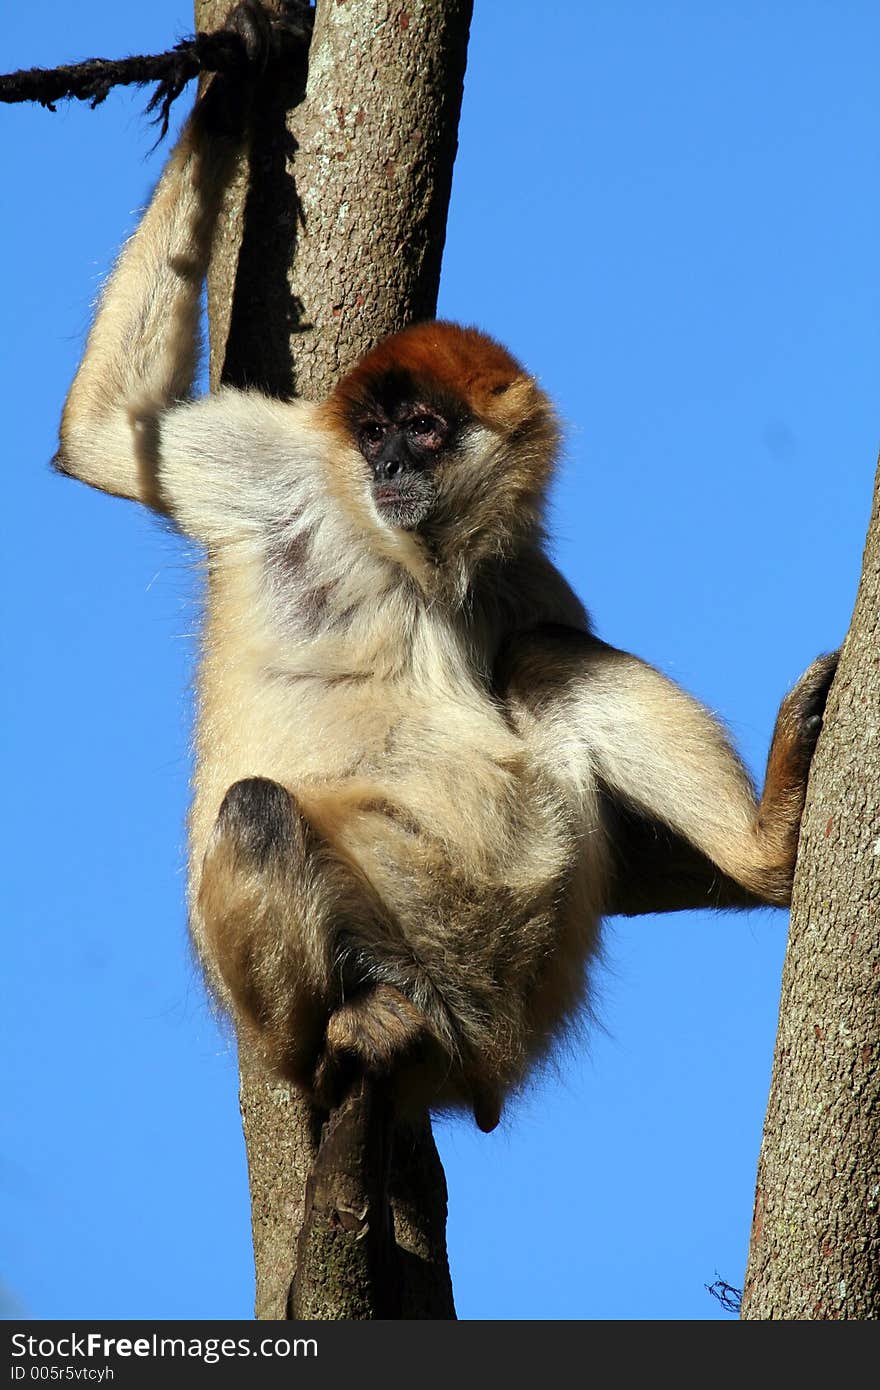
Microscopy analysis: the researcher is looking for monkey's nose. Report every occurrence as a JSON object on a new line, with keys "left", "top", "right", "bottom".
{"left": 376, "top": 455, "right": 403, "bottom": 481}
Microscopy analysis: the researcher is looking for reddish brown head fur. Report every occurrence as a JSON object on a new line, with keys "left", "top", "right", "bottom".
{"left": 324, "top": 320, "right": 545, "bottom": 435}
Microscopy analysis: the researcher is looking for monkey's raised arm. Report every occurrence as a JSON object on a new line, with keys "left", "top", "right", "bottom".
{"left": 502, "top": 627, "right": 837, "bottom": 915}
{"left": 53, "top": 67, "right": 335, "bottom": 549}
{"left": 54, "top": 80, "right": 245, "bottom": 513}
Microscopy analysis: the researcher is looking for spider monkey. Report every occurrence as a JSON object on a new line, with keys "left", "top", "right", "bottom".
{"left": 53, "top": 8, "right": 837, "bottom": 1133}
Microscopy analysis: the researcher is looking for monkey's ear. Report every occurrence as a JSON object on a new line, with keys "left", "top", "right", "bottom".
{"left": 478, "top": 373, "right": 549, "bottom": 436}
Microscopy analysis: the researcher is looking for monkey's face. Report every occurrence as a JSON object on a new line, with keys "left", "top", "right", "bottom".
{"left": 355, "top": 386, "right": 455, "bottom": 532}
{"left": 331, "top": 359, "right": 469, "bottom": 533}
{"left": 324, "top": 322, "right": 559, "bottom": 565}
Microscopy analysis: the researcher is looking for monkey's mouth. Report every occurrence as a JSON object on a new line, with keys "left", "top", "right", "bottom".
{"left": 372, "top": 477, "right": 435, "bottom": 531}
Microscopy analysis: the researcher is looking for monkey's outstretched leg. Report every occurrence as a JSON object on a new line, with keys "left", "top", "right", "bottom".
{"left": 513, "top": 630, "right": 840, "bottom": 911}
{"left": 598, "top": 650, "right": 839, "bottom": 916}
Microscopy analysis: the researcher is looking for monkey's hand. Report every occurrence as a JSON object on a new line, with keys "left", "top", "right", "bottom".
{"left": 220, "top": 0, "right": 314, "bottom": 74}
{"left": 194, "top": 1, "right": 311, "bottom": 137}
{"left": 222, "top": 1, "right": 276, "bottom": 73}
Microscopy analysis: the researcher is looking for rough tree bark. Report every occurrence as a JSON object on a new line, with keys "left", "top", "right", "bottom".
{"left": 741, "top": 454, "right": 880, "bottom": 1319}
{"left": 194, "top": 0, "right": 472, "bottom": 1318}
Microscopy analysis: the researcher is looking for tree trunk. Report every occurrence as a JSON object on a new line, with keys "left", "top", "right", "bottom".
{"left": 193, "top": 0, "right": 472, "bottom": 1319}
{"left": 741, "top": 453, "right": 880, "bottom": 1319}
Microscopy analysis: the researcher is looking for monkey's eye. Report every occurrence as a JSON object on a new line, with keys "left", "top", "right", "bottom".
{"left": 360, "top": 421, "right": 386, "bottom": 448}
{"left": 408, "top": 414, "right": 443, "bottom": 440}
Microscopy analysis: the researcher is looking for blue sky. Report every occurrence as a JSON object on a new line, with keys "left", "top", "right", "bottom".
{"left": 2, "top": 1, "right": 876, "bottom": 1321}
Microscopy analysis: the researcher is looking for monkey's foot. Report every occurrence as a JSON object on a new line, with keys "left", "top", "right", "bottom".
{"left": 756, "top": 648, "right": 841, "bottom": 906}
{"left": 792, "top": 650, "right": 839, "bottom": 733}
{"left": 313, "top": 985, "right": 504, "bottom": 1133}
{"left": 777, "top": 650, "right": 840, "bottom": 772}
{"left": 313, "top": 984, "right": 431, "bottom": 1110}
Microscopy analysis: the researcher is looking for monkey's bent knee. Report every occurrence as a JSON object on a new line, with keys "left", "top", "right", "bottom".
{"left": 213, "top": 775, "right": 311, "bottom": 866}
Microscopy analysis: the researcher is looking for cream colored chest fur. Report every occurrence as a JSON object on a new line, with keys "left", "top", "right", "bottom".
{"left": 186, "top": 559, "right": 585, "bottom": 919}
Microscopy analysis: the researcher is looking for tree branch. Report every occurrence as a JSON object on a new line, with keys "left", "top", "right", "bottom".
{"left": 741, "top": 451, "right": 880, "bottom": 1319}
{"left": 289, "top": 1078, "right": 400, "bottom": 1319}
